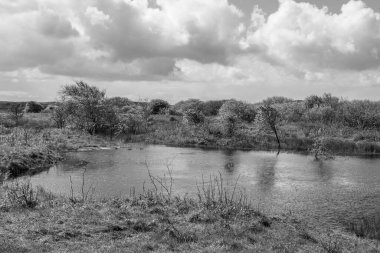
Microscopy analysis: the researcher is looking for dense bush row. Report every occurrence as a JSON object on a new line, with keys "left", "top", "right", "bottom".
{"left": 2, "top": 81, "right": 380, "bottom": 155}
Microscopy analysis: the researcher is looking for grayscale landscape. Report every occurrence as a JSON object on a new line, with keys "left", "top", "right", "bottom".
{"left": 1, "top": 0, "right": 380, "bottom": 252}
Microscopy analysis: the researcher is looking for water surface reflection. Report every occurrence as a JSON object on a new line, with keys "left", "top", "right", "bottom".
{"left": 29, "top": 145, "right": 380, "bottom": 229}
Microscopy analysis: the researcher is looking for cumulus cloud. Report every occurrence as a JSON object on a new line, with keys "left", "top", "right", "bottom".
{"left": 243, "top": 0, "right": 380, "bottom": 71}
{"left": 3, "top": 0, "right": 380, "bottom": 100}
{"left": 84, "top": 0, "right": 244, "bottom": 65}
{"left": 0, "top": 4, "right": 79, "bottom": 71}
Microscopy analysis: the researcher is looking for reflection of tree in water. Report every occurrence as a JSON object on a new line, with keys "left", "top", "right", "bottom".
{"left": 221, "top": 150, "right": 239, "bottom": 174}
{"left": 256, "top": 156, "right": 278, "bottom": 193}
{"left": 312, "top": 160, "right": 334, "bottom": 182}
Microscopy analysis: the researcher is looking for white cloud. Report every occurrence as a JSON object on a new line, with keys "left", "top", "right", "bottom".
{"left": 2, "top": 0, "right": 380, "bottom": 102}
{"left": 243, "top": 0, "right": 380, "bottom": 71}
{"left": 173, "top": 59, "right": 256, "bottom": 84}
{"left": 85, "top": 6, "right": 110, "bottom": 26}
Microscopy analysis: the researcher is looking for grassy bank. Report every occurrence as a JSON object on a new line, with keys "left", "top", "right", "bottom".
{"left": 128, "top": 115, "right": 380, "bottom": 155}
{"left": 0, "top": 180, "right": 378, "bottom": 252}
{"left": 0, "top": 125, "right": 123, "bottom": 180}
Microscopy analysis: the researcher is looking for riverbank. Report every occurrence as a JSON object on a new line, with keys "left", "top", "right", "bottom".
{"left": 127, "top": 115, "right": 380, "bottom": 156}
{"left": 2, "top": 111, "right": 380, "bottom": 180}
{"left": 0, "top": 127, "right": 123, "bottom": 180}
{"left": 0, "top": 180, "right": 378, "bottom": 252}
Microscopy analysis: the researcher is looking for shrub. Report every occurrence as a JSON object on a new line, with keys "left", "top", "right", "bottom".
{"left": 51, "top": 104, "right": 69, "bottom": 129}
{"left": 183, "top": 109, "right": 205, "bottom": 125}
{"left": 3, "top": 180, "right": 39, "bottom": 208}
{"left": 305, "top": 95, "right": 323, "bottom": 109}
{"left": 276, "top": 102, "right": 305, "bottom": 122}
{"left": 262, "top": 96, "right": 293, "bottom": 105}
{"left": 219, "top": 100, "right": 256, "bottom": 123}
{"left": 24, "top": 101, "right": 44, "bottom": 113}
{"left": 60, "top": 81, "right": 120, "bottom": 135}
{"left": 148, "top": 99, "right": 170, "bottom": 115}
{"left": 173, "top": 99, "right": 203, "bottom": 115}
{"left": 118, "top": 108, "right": 145, "bottom": 135}
{"left": 200, "top": 100, "right": 226, "bottom": 116}
{"left": 8, "top": 103, "right": 24, "bottom": 126}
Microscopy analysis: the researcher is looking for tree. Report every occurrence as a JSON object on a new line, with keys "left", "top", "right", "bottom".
{"left": 60, "top": 81, "right": 108, "bottom": 134}
{"left": 8, "top": 103, "right": 24, "bottom": 126}
{"left": 258, "top": 105, "right": 281, "bottom": 149}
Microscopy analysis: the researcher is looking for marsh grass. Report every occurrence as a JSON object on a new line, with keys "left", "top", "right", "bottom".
{"left": 0, "top": 173, "right": 378, "bottom": 252}
{"left": 3, "top": 180, "right": 39, "bottom": 208}
{"left": 348, "top": 215, "right": 380, "bottom": 241}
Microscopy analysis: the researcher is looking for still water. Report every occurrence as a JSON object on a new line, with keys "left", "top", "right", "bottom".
{"left": 29, "top": 144, "right": 380, "bottom": 229}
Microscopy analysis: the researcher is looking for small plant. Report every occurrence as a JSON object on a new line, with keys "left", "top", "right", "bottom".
{"left": 68, "top": 169, "right": 95, "bottom": 204}
{"left": 3, "top": 180, "right": 39, "bottom": 208}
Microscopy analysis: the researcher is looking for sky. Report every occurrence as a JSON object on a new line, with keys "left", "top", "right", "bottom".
{"left": 1, "top": 0, "right": 380, "bottom": 103}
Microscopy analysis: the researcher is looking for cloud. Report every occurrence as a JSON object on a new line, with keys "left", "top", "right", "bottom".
{"left": 172, "top": 59, "right": 260, "bottom": 84}
{"left": 0, "top": 5, "right": 79, "bottom": 71}
{"left": 83, "top": 0, "right": 244, "bottom": 65}
{"left": 2, "top": 0, "right": 380, "bottom": 98}
{"left": 37, "top": 10, "right": 79, "bottom": 39}
{"left": 243, "top": 0, "right": 380, "bottom": 71}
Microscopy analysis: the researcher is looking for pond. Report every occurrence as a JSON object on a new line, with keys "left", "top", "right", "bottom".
{"left": 29, "top": 144, "right": 380, "bottom": 229}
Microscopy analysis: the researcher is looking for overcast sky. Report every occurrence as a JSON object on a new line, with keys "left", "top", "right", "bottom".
{"left": 1, "top": 0, "right": 380, "bottom": 102}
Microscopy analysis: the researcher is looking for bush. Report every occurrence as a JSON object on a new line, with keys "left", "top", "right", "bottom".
{"left": 51, "top": 104, "right": 68, "bottom": 128}
{"left": 24, "top": 101, "right": 44, "bottom": 113}
{"left": 59, "top": 81, "right": 120, "bottom": 135}
{"left": 262, "top": 96, "right": 293, "bottom": 105}
{"left": 200, "top": 100, "right": 226, "bottom": 116}
{"left": 3, "top": 180, "right": 39, "bottom": 208}
{"left": 8, "top": 103, "right": 24, "bottom": 126}
{"left": 219, "top": 100, "right": 256, "bottom": 123}
{"left": 183, "top": 109, "right": 205, "bottom": 125}
{"left": 118, "top": 108, "right": 145, "bottom": 135}
{"left": 305, "top": 95, "right": 323, "bottom": 109}
{"left": 148, "top": 99, "right": 170, "bottom": 115}
{"left": 173, "top": 99, "right": 203, "bottom": 115}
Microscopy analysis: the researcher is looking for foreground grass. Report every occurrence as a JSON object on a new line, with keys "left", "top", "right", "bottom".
{"left": 0, "top": 180, "right": 379, "bottom": 253}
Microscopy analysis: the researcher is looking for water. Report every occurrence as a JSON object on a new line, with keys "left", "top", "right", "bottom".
{"left": 29, "top": 144, "right": 380, "bottom": 229}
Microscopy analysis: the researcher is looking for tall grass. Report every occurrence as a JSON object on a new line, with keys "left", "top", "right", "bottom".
{"left": 349, "top": 215, "right": 380, "bottom": 241}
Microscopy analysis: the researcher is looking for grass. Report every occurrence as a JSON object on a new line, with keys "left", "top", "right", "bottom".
{"left": 0, "top": 178, "right": 378, "bottom": 252}
{"left": 349, "top": 215, "right": 380, "bottom": 241}
{"left": 0, "top": 125, "right": 124, "bottom": 180}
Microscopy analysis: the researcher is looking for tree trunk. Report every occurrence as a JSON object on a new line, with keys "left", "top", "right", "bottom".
{"left": 272, "top": 126, "right": 281, "bottom": 150}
